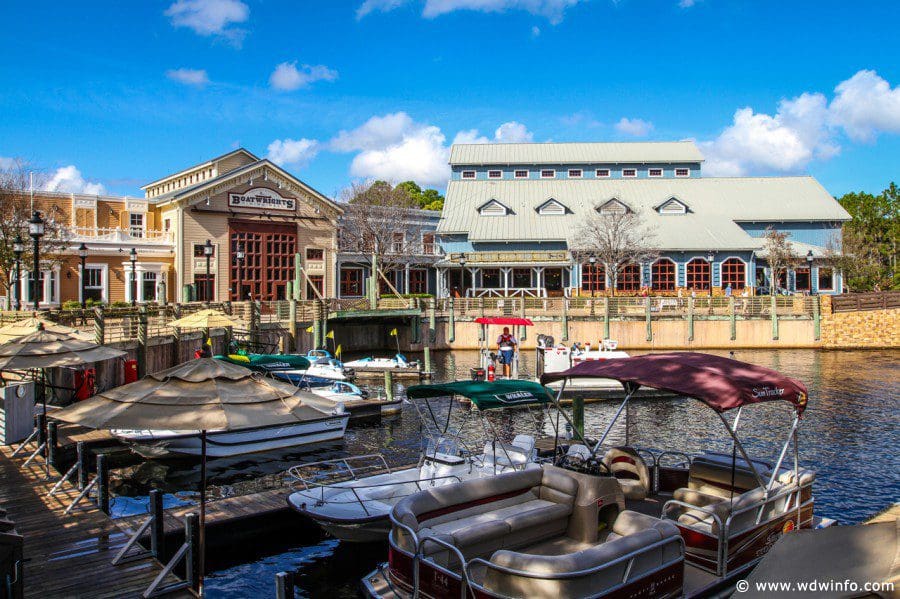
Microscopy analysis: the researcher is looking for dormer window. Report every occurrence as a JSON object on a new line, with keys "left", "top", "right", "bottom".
{"left": 488, "top": 170, "right": 502, "bottom": 179}
{"left": 514, "top": 170, "right": 529, "bottom": 179}
{"left": 656, "top": 197, "right": 689, "bottom": 215}
{"left": 597, "top": 199, "right": 630, "bottom": 215}
{"left": 568, "top": 169, "right": 582, "bottom": 178}
{"left": 596, "top": 169, "right": 611, "bottom": 178}
{"left": 648, "top": 168, "right": 663, "bottom": 177}
{"left": 675, "top": 168, "right": 690, "bottom": 177}
{"left": 537, "top": 199, "right": 568, "bottom": 215}
{"left": 622, "top": 168, "right": 637, "bottom": 178}
{"left": 478, "top": 199, "right": 511, "bottom": 216}
{"left": 461, "top": 170, "right": 476, "bottom": 179}
{"left": 540, "top": 169, "right": 556, "bottom": 179}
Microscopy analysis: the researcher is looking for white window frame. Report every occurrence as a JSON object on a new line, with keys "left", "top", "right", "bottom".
{"left": 622, "top": 168, "right": 637, "bottom": 178}
{"left": 461, "top": 170, "right": 476, "bottom": 180}
{"left": 129, "top": 212, "right": 145, "bottom": 238}
{"left": 421, "top": 232, "right": 436, "bottom": 255}
{"left": 514, "top": 170, "right": 529, "bottom": 179}
{"left": 538, "top": 199, "right": 567, "bottom": 216}
{"left": 596, "top": 168, "right": 611, "bottom": 178}
{"left": 658, "top": 198, "right": 688, "bottom": 215}
{"left": 479, "top": 200, "right": 509, "bottom": 217}
{"left": 648, "top": 168, "right": 664, "bottom": 178}
{"left": 540, "top": 169, "right": 556, "bottom": 179}
{"left": 20, "top": 266, "right": 60, "bottom": 307}
{"left": 487, "top": 170, "right": 502, "bottom": 179}
{"left": 123, "top": 262, "right": 168, "bottom": 303}
{"left": 568, "top": 169, "right": 583, "bottom": 178}
{"left": 80, "top": 263, "right": 108, "bottom": 303}
{"left": 675, "top": 167, "right": 691, "bottom": 178}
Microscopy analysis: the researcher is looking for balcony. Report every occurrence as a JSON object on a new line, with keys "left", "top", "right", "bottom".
{"left": 70, "top": 227, "right": 174, "bottom": 245}
{"left": 445, "top": 250, "right": 570, "bottom": 265}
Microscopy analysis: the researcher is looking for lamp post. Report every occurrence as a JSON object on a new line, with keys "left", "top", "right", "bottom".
{"left": 588, "top": 255, "right": 597, "bottom": 298}
{"left": 28, "top": 211, "right": 44, "bottom": 310}
{"left": 77, "top": 243, "right": 89, "bottom": 310}
{"left": 806, "top": 250, "right": 814, "bottom": 294}
{"left": 706, "top": 250, "right": 715, "bottom": 296}
{"left": 203, "top": 239, "right": 214, "bottom": 305}
{"left": 129, "top": 247, "right": 137, "bottom": 306}
{"left": 458, "top": 254, "right": 467, "bottom": 296}
{"left": 12, "top": 234, "right": 24, "bottom": 311}
{"left": 234, "top": 242, "right": 245, "bottom": 301}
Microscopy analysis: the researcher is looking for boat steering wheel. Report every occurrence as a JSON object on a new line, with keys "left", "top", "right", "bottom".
{"left": 556, "top": 450, "right": 613, "bottom": 477}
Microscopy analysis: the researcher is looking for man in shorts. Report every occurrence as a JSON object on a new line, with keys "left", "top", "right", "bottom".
{"left": 496, "top": 327, "right": 518, "bottom": 378}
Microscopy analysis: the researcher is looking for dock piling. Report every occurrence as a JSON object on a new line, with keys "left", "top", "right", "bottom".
{"left": 46, "top": 421, "right": 59, "bottom": 473}
{"left": 275, "top": 571, "right": 295, "bottom": 599}
{"left": 186, "top": 512, "right": 200, "bottom": 593}
{"left": 150, "top": 489, "right": 165, "bottom": 559}
{"left": 96, "top": 453, "right": 109, "bottom": 515}
{"left": 384, "top": 370, "right": 394, "bottom": 402}
{"left": 573, "top": 397, "right": 584, "bottom": 438}
{"left": 77, "top": 441, "right": 88, "bottom": 490}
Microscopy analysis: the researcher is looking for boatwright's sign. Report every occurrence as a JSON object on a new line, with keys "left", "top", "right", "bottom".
{"left": 228, "top": 187, "right": 295, "bottom": 211}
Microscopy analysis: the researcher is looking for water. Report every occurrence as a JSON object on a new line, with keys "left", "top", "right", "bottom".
{"left": 108, "top": 349, "right": 899, "bottom": 598}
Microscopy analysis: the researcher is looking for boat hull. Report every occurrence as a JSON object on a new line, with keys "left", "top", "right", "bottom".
{"left": 114, "top": 416, "right": 349, "bottom": 458}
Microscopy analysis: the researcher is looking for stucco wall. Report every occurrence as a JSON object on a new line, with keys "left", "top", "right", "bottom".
{"left": 820, "top": 296, "right": 899, "bottom": 349}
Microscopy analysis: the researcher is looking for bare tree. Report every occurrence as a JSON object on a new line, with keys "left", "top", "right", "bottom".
{"left": 760, "top": 227, "right": 798, "bottom": 294}
{"left": 0, "top": 161, "right": 70, "bottom": 308}
{"left": 574, "top": 209, "right": 657, "bottom": 296}
{"left": 338, "top": 181, "right": 427, "bottom": 297}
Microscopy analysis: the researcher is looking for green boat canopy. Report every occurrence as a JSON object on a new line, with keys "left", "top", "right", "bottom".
{"left": 406, "top": 380, "right": 555, "bottom": 410}
{"left": 215, "top": 353, "right": 311, "bottom": 371}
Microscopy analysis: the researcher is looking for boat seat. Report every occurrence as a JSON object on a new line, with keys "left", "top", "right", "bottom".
{"left": 603, "top": 447, "right": 651, "bottom": 500}
{"left": 477, "top": 512, "right": 682, "bottom": 598}
{"left": 683, "top": 455, "right": 762, "bottom": 498}
{"left": 481, "top": 439, "right": 533, "bottom": 468}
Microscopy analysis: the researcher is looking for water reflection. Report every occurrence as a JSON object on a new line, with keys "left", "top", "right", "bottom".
{"left": 108, "top": 348, "right": 898, "bottom": 598}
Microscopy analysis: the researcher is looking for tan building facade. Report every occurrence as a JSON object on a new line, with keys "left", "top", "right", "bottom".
{"left": 4, "top": 149, "right": 341, "bottom": 308}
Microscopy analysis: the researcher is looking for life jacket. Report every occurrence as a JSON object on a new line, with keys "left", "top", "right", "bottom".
{"left": 498, "top": 333, "right": 515, "bottom": 349}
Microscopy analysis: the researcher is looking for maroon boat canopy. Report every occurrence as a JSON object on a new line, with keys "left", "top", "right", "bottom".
{"left": 475, "top": 317, "right": 534, "bottom": 326}
{"left": 540, "top": 352, "right": 809, "bottom": 414}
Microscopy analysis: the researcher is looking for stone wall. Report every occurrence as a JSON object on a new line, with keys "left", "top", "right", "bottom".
{"left": 820, "top": 295, "right": 900, "bottom": 349}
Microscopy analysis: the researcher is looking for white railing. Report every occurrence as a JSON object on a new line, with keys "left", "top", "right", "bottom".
{"left": 70, "top": 227, "right": 174, "bottom": 244}
{"left": 465, "top": 287, "right": 548, "bottom": 298}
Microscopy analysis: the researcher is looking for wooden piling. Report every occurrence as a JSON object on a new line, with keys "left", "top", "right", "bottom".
{"left": 729, "top": 296, "right": 736, "bottom": 341}
{"left": 137, "top": 305, "right": 148, "bottom": 378}
{"left": 813, "top": 296, "right": 820, "bottom": 340}
{"left": 288, "top": 299, "right": 298, "bottom": 352}
{"left": 423, "top": 346, "right": 432, "bottom": 378}
{"left": 687, "top": 297, "right": 694, "bottom": 341}
{"left": 572, "top": 397, "right": 584, "bottom": 438}
{"left": 771, "top": 294, "right": 779, "bottom": 340}
{"left": 36, "top": 413, "right": 47, "bottom": 447}
{"left": 96, "top": 453, "right": 109, "bottom": 515}
{"left": 384, "top": 370, "right": 394, "bottom": 402}
{"left": 275, "top": 571, "right": 295, "bottom": 599}
{"left": 76, "top": 441, "right": 89, "bottom": 490}
{"left": 448, "top": 297, "right": 456, "bottom": 342}
{"left": 645, "top": 297, "right": 652, "bottom": 342}
{"left": 561, "top": 298, "right": 569, "bottom": 342}
{"left": 185, "top": 512, "right": 200, "bottom": 593}
{"left": 428, "top": 299, "right": 436, "bottom": 344}
{"left": 150, "top": 489, "right": 165, "bottom": 559}
{"left": 93, "top": 306, "right": 105, "bottom": 346}
{"left": 603, "top": 297, "right": 610, "bottom": 339}
{"left": 46, "top": 421, "right": 59, "bottom": 473}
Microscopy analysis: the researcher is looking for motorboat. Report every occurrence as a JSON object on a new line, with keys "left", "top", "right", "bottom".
{"left": 287, "top": 380, "right": 557, "bottom": 542}
{"left": 309, "top": 380, "right": 368, "bottom": 404}
{"left": 363, "top": 352, "right": 830, "bottom": 598}
{"left": 113, "top": 392, "right": 349, "bottom": 458}
{"left": 471, "top": 316, "right": 534, "bottom": 380}
{"left": 273, "top": 354, "right": 354, "bottom": 387}
{"left": 342, "top": 354, "right": 420, "bottom": 374}
{"left": 537, "top": 335, "right": 631, "bottom": 393}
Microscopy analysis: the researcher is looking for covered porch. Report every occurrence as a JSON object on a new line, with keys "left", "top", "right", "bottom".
{"left": 436, "top": 251, "right": 573, "bottom": 298}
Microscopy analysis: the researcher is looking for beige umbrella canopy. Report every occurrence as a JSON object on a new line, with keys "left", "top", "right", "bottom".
{"left": 168, "top": 309, "right": 243, "bottom": 330}
{"left": 51, "top": 358, "right": 334, "bottom": 431}
{"left": 0, "top": 317, "right": 93, "bottom": 344}
{"left": 0, "top": 328, "right": 126, "bottom": 370}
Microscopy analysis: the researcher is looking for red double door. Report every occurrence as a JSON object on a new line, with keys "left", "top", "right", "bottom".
{"left": 229, "top": 221, "right": 297, "bottom": 301}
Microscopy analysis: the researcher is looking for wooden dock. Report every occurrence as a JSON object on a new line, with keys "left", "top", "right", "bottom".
{"left": 0, "top": 445, "right": 192, "bottom": 599}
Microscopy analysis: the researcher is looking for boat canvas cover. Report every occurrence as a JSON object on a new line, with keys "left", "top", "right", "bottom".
{"left": 540, "top": 352, "right": 809, "bottom": 414}
{"left": 406, "top": 380, "right": 553, "bottom": 410}
{"left": 474, "top": 317, "right": 534, "bottom": 326}
{"left": 215, "top": 353, "right": 311, "bottom": 371}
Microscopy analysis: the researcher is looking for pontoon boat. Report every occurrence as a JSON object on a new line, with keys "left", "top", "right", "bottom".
{"left": 363, "top": 352, "right": 827, "bottom": 598}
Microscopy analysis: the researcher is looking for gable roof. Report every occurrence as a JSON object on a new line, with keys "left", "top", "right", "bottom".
{"left": 596, "top": 198, "right": 632, "bottom": 214}
{"left": 449, "top": 141, "right": 704, "bottom": 166}
{"left": 438, "top": 177, "right": 850, "bottom": 250}
{"left": 477, "top": 198, "right": 512, "bottom": 215}
{"left": 141, "top": 148, "right": 259, "bottom": 189}
{"left": 536, "top": 198, "right": 569, "bottom": 214}
{"left": 655, "top": 197, "right": 690, "bottom": 213}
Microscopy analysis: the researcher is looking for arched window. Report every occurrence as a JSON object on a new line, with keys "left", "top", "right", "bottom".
{"left": 686, "top": 258, "right": 710, "bottom": 291}
{"left": 581, "top": 262, "right": 606, "bottom": 292}
{"left": 721, "top": 258, "right": 746, "bottom": 289}
{"left": 651, "top": 259, "right": 676, "bottom": 291}
{"left": 616, "top": 263, "right": 641, "bottom": 292}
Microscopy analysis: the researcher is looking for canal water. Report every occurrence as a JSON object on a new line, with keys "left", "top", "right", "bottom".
{"left": 108, "top": 349, "right": 899, "bottom": 598}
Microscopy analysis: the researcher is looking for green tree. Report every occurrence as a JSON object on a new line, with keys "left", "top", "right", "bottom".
{"left": 396, "top": 180, "right": 444, "bottom": 211}
{"left": 837, "top": 183, "right": 899, "bottom": 290}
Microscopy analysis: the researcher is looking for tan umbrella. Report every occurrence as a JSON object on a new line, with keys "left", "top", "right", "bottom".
{"left": 52, "top": 358, "right": 337, "bottom": 595}
{"left": 168, "top": 309, "right": 243, "bottom": 330}
{"left": 0, "top": 328, "right": 126, "bottom": 370}
{"left": 0, "top": 317, "right": 93, "bottom": 344}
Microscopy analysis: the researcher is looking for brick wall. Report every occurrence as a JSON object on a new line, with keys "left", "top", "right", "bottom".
{"left": 820, "top": 295, "right": 900, "bottom": 348}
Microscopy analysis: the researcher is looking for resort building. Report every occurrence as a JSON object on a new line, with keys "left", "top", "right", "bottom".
{"left": 435, "top": 141, "right": 850, "bottom": 297}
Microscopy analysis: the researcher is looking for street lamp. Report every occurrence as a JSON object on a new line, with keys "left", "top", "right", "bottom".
{"left": 28, "top": 211, "right": 44, "bottom": 310}
{"left": 12, "top": 234, "right": 24, "bottom": 311}
{"left": 458, "top": 254, "right": 467, "bottom": 295}
{"left": 588, "top": 255, "right": 597, "bottom": 298}
{"left": 203, "top": 239, "right": 214, "bottom": 304}
{"left": 806, "top": 250, "right": 813, "bottom": 265}
{"left": 706, "top": 250, "right": 715, "bottom": 296}
{"left": 78, "top": 243, "right": 89, "bottom": 310}
{"left": 129, "top": 247, "right": 138, "bottom": 306}
{"left": 234, "top": 242, "right": 245, "bottom": 301}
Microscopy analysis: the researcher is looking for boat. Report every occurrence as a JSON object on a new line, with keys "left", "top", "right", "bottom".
{"left": 536, "top": 335, "right": 633, "bottom": 395}
{"left": 342, "top": 354, "right": 422, "bottom": 378}
{"left": 274, "top": 351, "right": 354, "bottom": 387}
{"left": 471, "top": 316, "right": 534, "bottom": 380}
{"left": 309, "top": 380, "right": 368, "bottom": 404}
{"left": 286, "top": 380, "right": 560, "bottom": 542}
{"left": 113, "top": 392, "right": 349, "bottom": 458}
{"left": 363, "top": 352, "right": 829, "bottom": 598}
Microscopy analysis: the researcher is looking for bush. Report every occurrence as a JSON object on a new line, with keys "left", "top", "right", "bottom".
{"left": 109, "top": 301, "right": 131, "bottom": 308}
{"left": 62, "top": 300, "right": 82, "bottom": 310}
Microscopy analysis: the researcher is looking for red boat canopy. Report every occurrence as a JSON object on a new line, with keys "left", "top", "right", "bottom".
{"left": 540, "top": 352, "right": 809, "bottom": 414}
{"left": 475, "top": 317, "right": 534, "bottom": 326}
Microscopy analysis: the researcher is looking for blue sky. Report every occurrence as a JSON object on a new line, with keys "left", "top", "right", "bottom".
{"left": 1, "top": 0, "right": 898, "bottom": 199}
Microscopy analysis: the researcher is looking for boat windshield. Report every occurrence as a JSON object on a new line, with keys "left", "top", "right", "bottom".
{"left": 423, "top": 434, "right": 460, "bottom": 458}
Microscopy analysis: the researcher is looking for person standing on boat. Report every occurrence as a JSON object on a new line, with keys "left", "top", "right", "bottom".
{"left": 496, "top": 327, "right": 518, "bottom": 378}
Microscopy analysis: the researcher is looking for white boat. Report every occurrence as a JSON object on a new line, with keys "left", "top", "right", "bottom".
{"left": 309, "top": 381, "right": 367, "bottom": 405}
{"left": 342, "top": 354, "right": 419, "bottom": 371}
{"left": 274, "top": 356, "right": 352, "bottom": 387}
{"left": 538, "top": 337, "right": 630, "bottom": 391}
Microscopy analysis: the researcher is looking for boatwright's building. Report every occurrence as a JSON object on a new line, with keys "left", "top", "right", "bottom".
{"left": 435, "top": 141, "right": 850, "bottom": 297}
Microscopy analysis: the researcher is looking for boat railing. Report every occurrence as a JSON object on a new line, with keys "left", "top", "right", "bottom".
{"left": 288, "top": 454, "right": 392, "bottom": 488}
{"left": 413, "top": 535, "right": 472, "bottom": 599}
{"left": 291, "top": 474, "right": 464, "bottom": 514}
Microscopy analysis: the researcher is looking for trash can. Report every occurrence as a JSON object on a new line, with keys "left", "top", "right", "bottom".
{"left": 1, "top": 381, "right": 35, "bottom": 444}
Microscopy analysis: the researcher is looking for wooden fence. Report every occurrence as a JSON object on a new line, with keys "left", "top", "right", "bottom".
{"left": 831, "top": 292, "right": 900, "bottom": 313}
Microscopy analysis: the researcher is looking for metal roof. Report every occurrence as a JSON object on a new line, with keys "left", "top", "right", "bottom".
{"left": 437, "top": 177, "right": 850, "bottom": 251}
{"left": 449, "top": 141, "right": 705, "bottom": 165}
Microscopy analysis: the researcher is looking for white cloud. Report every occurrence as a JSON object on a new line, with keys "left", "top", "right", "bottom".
{"left": 453, "top": 121, "right": 534, "bottom": 144}
{"left": 269, "top": 61, "right": 338, "bottom": 91}
{"left": 358, "top": 0, "right": 584, "bottom": 24}
{"left": 266, "top": 139, "right": 319, "bottom": 166}
{"left": 0, "top": 156, "right": 18, "bottom": 170}
{"left": 330, "top": 112, "right": 415, "bottom": 152}
{"left": 166, "top": 68, "right": 210, "bottom": 87}
{"left": 614, "top": 117, "right": 654, "bottom": 137}
{"left": 43, "top": 166, "right": 106, "bottom": 195}
{"left": 165, "top": 0, "right": 249, "bottom": 45}
{"left": 678, "top": 0, "right": 697, "bottom": 7}
{"left": 829, "top": 69, "right": 900, "bottom": 142}
{"left": 531, "top": 25, "right": 541, "bottom": 37}
{"left": 701, "top": 69, "right": 900, "bottom": 176}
